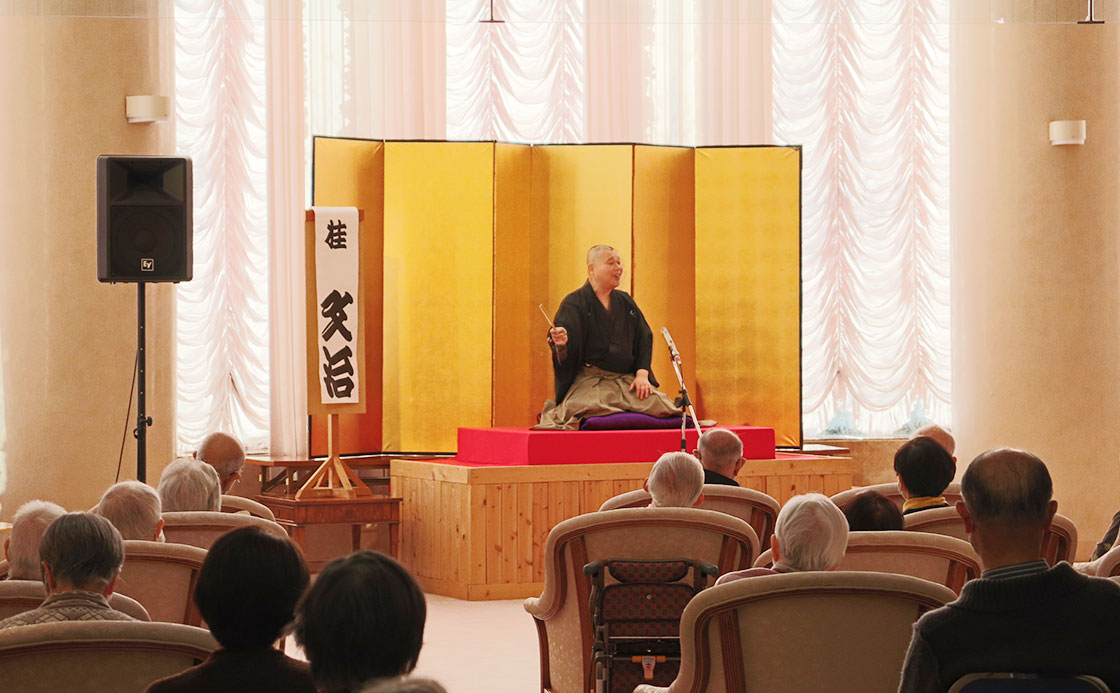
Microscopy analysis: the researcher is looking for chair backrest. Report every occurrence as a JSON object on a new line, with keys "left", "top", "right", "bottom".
{"left": 632, "top": 571, "right": 956, "bottom": 693}
{"left": 905, "top": 509, "right": 1078, "bottom": 566}
{"left": 599, "top": 485, "right": 782, "bottom": 547}
{"left": 752, "top": 530, "right": 981, "bottom": 594}
{"left": 0, "top": 560, "right": 9, "bottom": 579}
{"left": 524, "top": 507, "right": 760, "bottom": 693}
{"left": 219, "top": 494, "right": 276, "bottom": 521}
{"left": 116, "top": 540, "right": 208, "bottom": 627}
{"left": 161, "top": 511, "right": 288, "bottom": 549}
{"left": 948, "top": 673, "right": 1112, "bottom": 693}
{"left": 1099, "top": 547, "right": 1120, "bottom": 578}
{"left": 831, "top": 481, "right": 964, "bottom": 511}
{"left": 0, "top": 620, "right": 217, "bottom": 693}
{"left": 0, "top": 580, "right": 151, "bottom": 622}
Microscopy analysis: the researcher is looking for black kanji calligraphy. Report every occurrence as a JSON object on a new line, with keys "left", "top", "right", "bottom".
{"left": 325, "top": 219, "right": 348, "bottom": 249}
{"left": 322, "top": 344, "right": 355, "bottom": 398}
{"left": 320, "top": 290, "right": 354, "bottom": 342}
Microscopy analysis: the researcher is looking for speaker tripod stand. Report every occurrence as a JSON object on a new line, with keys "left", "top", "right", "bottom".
{"left": 134, "top": 282, "right": 153, "bottom": 483}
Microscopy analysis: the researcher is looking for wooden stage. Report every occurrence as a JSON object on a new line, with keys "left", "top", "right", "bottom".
{"left": 390, "top": 453, "right": 853, "bottom": 601}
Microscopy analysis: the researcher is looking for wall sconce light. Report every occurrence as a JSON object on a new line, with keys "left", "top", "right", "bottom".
{"left": 1049, "top": 120, "right": 1086, "bottom": 146}
{"left": 125, "top": 95, "right": 170, "bottom": 124}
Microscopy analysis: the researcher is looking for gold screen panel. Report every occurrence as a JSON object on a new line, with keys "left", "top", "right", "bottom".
{"left": 632, "top": 145, "right": 696, "bottom": 397}
{"left": 531, "top": 145, "right": 635, "bottom": 313}
{"left": 310, "top": 137, "right": 385, "bottom": 455}
{"left": 492, "top": 143, "right": 536, "bottom": 426}
{"left": 383, "top": 142, "right": 495, "bottom": 451}
{"left": 695, "top": 146, "right": 802, "bottom": 446}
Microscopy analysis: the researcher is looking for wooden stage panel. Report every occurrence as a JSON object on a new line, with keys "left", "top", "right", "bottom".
{"left": 391, "top": 454, "right": 853, "bottom": 601}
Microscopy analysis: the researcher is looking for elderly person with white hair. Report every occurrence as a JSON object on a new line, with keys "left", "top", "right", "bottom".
{"left": 3, "top": 500, "right": 65, "bottom": 580}
{"left": 0, "top": 512, "right": 136, "bottom": 629}
{"left": 643, "top": 452, "right": 705, "bottom": 508}
{"left": 95, "top": 480, "right": 164, "bottom": 541}
{"left": 715, "top": 492, "right": 848, "bottom": 584}
{"left": 158, "top": 458, "right": 221, "bottom": 512}
{"left": 195, "top": 431, "right": 246, "bottom": 493}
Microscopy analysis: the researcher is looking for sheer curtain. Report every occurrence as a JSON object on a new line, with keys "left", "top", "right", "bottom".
{"left": 773, "top": 0, "right": 952, "bottom": 436}
{"left": 446, "top": 0, "right": 586, "bottom": 143}
{"left": 174, "top": 0, "right": 271, "bottom": 454}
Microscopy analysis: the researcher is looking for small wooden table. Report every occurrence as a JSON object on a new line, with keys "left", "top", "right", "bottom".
{"left": 246, "top": 455, "right": 394, "bottom": 495}
{"left": 256, "top": 494, "right": 401, "bottom": 564}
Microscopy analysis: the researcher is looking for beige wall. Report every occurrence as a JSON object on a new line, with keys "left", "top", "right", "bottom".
{"left": 952, "top": 23, "right": 1120, "bottom": 557}
{"left": 0, "top": 6, "right": 176, "bottom": 520}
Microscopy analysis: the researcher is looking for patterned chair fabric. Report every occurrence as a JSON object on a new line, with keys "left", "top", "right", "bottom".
{"left": 219, "top": 494, "right": 277, "bottom": 521}
{"left": 115, "top": 540, "right": 207, "bottom": 627}
{"left": 752, "top": 530, "right": 982, "bottom": 594}
{"left": 599, "top": 485, "right": 782, "bottom": 548}
{"left": 524, "top": 507, "right": 760, "bottom": 693}
{"left": 633, "top": 571, "right": 956, "bottom": 693}
{"left": 0, "top": 580, "right": 150, "bottom": 622}
{"left": 161, "top": 511, "right": 289, "bottom": 550}
{"left": 830, "top": 481, "right": 963, "bottom": 511}
{"left": 0, "top": 620, "right": 216, "bottom": 693}
{"left": 904, "top": 508, "right": 1078, "bottom": 566}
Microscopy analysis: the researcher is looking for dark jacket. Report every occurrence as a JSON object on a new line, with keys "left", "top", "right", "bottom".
{"left": 146, "top": 647, "right": 316, "bottom": 693}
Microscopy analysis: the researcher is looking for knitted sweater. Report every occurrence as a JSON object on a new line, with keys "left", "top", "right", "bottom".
{"left": 898, "top": 562, "right": 1120, "bottom": 692}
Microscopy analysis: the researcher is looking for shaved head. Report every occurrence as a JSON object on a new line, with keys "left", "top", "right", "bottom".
{"left": 697, "top": 428, "right": 743, "bottom": 475}
{"left": 914, "top": 424, "right": 955, "bottom": 456}
{"left": 586, "top": 244, "right": 616, "bottom": 266}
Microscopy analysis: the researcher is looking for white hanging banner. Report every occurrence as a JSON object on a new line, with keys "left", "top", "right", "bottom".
{"left": 312, "top": 206, "right": 360, "bottom": 405}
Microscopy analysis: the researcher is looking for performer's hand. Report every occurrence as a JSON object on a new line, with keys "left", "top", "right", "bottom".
{"left": 631, "top": 370, "right": 652, "bottom": 400}
{"left": 549, "top": 326, "right": 568, "bottom": 347}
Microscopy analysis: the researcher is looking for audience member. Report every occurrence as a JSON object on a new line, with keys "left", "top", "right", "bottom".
{"left": 644, "top": 452, "right": 705, "bottom": 508}
{"left": 913, "top": 424, "right": 956, "bottom": 461}
{"left": 0, "top": 512, "right": 134, "bottom": 629}
{"left": 158, "top": 457, "right": 221, "bottom": 512}
{"left": 894, "top": 436, "right": 955, "bottom": 515}
{"left": 294, "top": 551, "right": 426, "bottom": 693}
{"left": 695, "top": 428, "right": 745, "bottom": 486}
{"left": 195, "top": 432, "right": 246, "bottom": 493}
{"left": 146, "top": 527, "right": 314, "bottom": 693}
{"left": 843, "top": 489, "right": 904, "bottom": 531}
{"left": 898, "top": 448, "right": 1120, "bottom": 692}
{"left": 3, "top": 500, "right": 65, "bottom": 580}
{"left": 716, "top": 492, "right": 848, "bottom": 584}
{"left": 95, "top": 481, "right": 164, "bottom": 541}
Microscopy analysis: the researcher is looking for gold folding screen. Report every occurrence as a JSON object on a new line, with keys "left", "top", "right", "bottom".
{"left": 312, "top": 138, "right": 801, "bottom": 452}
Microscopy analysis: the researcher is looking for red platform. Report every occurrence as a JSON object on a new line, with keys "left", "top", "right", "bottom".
{"left": 455, "top": 425, "right": 775, "bottom": 466}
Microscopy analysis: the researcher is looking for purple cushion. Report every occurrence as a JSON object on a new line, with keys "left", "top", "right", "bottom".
{"left": 579, "top": 412, "right": 696, "bottom": 431}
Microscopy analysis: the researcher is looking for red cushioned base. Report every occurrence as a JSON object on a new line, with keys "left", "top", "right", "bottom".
{"left": 455, "top": 426, "right": 775, "bottom": 466}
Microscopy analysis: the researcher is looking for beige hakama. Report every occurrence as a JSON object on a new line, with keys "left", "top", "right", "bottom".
{"left": 535, "top": 365, "right": 681, "bottom": 430}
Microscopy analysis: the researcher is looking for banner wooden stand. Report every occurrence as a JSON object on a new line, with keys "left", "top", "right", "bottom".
{"left": 297, "top": 208, "right": 369, "bottom": 501}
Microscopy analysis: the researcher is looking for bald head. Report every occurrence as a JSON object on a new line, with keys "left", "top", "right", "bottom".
{"left": 697, "top": 428, "right": 744, "bottom": 477}
{"left": 962, "top": 448, "right": 1053, "bottom": 525}
{"left": 914, "top": 424, "right": 955, "bottom": 457}
{"left": 195, "top": 432, "right": 245, "bottom": 492}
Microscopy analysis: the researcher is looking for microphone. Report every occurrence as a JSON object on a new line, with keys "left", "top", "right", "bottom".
{"left": 661, "top": 327, "right": 681, "bottom": 365}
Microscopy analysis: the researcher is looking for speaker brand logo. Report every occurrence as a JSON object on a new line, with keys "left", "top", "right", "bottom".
{"left": 141, "top": 258, "right": 155, "bottom": 272}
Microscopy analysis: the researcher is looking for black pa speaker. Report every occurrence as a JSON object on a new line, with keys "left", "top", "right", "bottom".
{"left": 97, "top": 155, "right": 192, "bottom": 282}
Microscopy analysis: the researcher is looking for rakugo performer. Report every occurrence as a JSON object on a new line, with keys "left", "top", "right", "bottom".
{"left": 535, "top": 244, "right": 681, "bottom": 430}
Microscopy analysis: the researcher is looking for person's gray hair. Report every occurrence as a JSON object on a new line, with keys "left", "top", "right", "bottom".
{"left": 95, "top": 481, "right": 162, "bottom": 541}
{"left": 647, "top": 452, "right": 705, "bottom": 508}
{"left": 913, "top": 424, "right": 956, "bottom": 456}
{"left": 961, "top": 448, "right": 1052, "bottom": 525}
{"left": 158, "top": 458, "right": 221, "bottom": 512}
{"left": 196, "top": 432, "right": 246, "bottom": 483}
{"left": 6, "top": 500, "right": 66, "bottom": 580}
{"left": 697, "top": 428, "right": 743, "bottom": 475}
{"left": 39, "top": 512, "right": 124, "bottom": 590}
{"left": 586, "top": 244, "right": 616, "bottom": 266}
{"left": 773, "top": 493, "right": 849, "bottom": 572}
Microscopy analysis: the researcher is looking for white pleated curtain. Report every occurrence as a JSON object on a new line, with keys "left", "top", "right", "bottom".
{"left": 173, "top": 0, "right": 951, "bottom": 454}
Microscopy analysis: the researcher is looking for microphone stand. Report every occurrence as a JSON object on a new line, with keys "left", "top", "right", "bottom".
{"left": 662, "top": 328, "right": 703, "bottom": 451}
